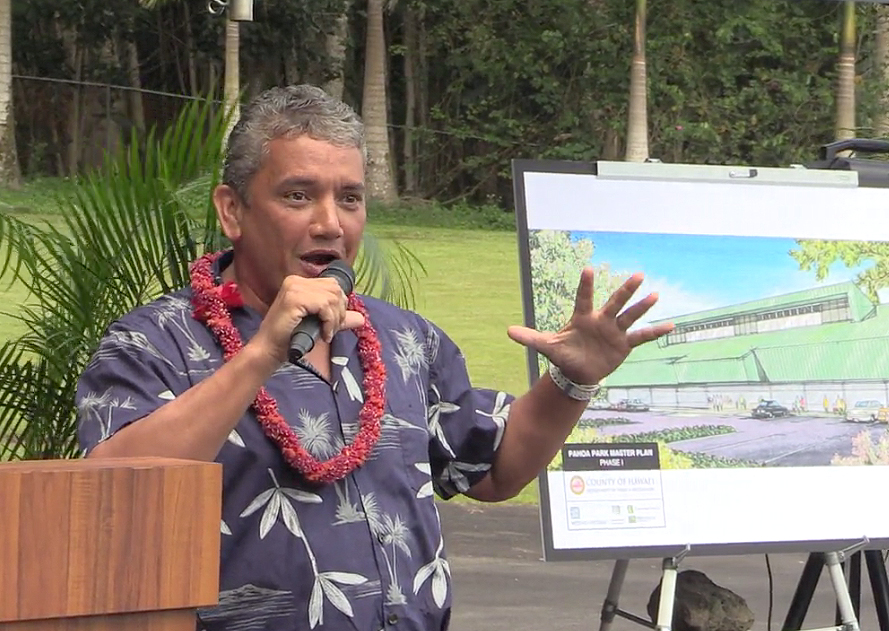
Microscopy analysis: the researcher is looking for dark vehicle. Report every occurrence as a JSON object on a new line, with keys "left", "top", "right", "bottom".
{"left": 752, "top": 400, "right": 790, "bottom": 419}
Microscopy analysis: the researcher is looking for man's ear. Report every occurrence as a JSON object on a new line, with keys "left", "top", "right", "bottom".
{"left": 213, "top": 184, "right": 244, "bottom": 241}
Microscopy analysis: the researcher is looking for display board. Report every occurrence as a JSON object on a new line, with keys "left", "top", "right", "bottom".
{"left": 512, "top": 159, "right": 889, "bottom": 561}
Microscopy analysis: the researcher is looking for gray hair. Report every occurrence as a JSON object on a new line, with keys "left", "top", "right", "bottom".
{"left": 221, "top": 84, "right": 366, "bottom": 201}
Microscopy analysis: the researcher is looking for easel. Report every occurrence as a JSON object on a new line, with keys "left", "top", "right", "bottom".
{"left": 783, "top": 543, "right": 889, "bottom": 631}
{"left": 598, "top": 541, "right": 875, "bottom": 631}
{"left": 599, "top": 545, "right": 691, "bottom": 631}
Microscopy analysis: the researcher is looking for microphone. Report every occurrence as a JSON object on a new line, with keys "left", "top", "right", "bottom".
{"left": 288, "top": 260, "right": 356, "bottom": 364}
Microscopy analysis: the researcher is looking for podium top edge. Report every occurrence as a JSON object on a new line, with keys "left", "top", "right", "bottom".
{"left": 0, "top": 456, "right": 220, "bottom": 472}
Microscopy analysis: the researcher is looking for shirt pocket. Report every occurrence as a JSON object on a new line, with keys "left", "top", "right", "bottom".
{"left": 386, "top": 398, "right": 435, "bottom": 499}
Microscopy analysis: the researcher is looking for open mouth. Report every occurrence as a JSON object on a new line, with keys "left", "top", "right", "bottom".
{"left": 300, "top": 252, "right": 340, "bottom": 266}
{"left": 298, "top": 251, "right": 342, "bottom": 276}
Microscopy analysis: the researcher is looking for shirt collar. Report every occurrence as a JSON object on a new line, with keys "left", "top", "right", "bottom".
{"left": 212, "top": 248, "right": 235, "bottom": 285}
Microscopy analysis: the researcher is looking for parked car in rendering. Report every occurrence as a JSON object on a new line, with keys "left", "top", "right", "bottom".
{"left": 588, "top": 398, "right": 611, "bottom": 410}
{"left": 614, "top": 398, "right": 650, "bottom": 412}
{"left": 845, "top": 399, "right": 886, "bottom": 423}
{"left": 752, "top": 400, "right": 790, "bottom": 419}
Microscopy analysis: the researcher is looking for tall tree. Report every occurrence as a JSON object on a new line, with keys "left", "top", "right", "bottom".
{"left": 528, "top": 230, "right": 625, "bottom": 376}
{"left": 363, "top": 0, "right": 398, "bottom": 203}
{"left": 323, "top": 0, "right": 350, "bottom": 99}
{"left": 401, "top": 4, "right": 417, "bottom": 194}
{"left": 791, "top": 239, "right": 889, "bottom": 303}
{"left": 0, "top": 0, "right": 20, "bottom": 188}
{"left": 142, "top": 0, "right": 243, "bottom": 134}
{"left": 223, "top": 16, "right": 240, "bottom": 133}
{"left": 114, "top": 3, "right": 147, "bottom": 134}
{"left": 874, "top": 4, "right": 889, "bottom": 136}
{"left": 836, "top": 0, "right": 857, "bottom": 141}
{"left": 625, "top": 0, "right": 649, "bottom": 162}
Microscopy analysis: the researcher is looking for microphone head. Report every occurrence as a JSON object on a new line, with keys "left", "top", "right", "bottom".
{"left": 321, "top": 260, "right": 356, "bottom": 295}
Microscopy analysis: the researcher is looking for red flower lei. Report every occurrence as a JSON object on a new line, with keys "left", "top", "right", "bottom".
{"left": 189, "top": 250, "right": 386, "bottom": 484}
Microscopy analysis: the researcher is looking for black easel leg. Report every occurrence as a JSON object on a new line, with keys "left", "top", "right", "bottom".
{"left": 865, "top": 550, "right": 889, "bottom": 631}
{"left": 783, "top": 553, "right": 826, "bottom": 631}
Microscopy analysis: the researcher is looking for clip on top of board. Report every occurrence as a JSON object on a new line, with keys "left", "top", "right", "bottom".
{"left": 593, "top": 160, "right": 859, "bottom": 187}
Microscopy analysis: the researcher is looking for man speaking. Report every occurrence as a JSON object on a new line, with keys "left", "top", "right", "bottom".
{"left": 76, "top": 84, "right": 672, "bottom": 631}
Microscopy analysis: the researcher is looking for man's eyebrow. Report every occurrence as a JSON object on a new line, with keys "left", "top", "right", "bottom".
{"left": 276, "top": 178, "right": 365, "bottom": 192}
{"left": 278, "top": 177, "right": 318, "bottom": 189}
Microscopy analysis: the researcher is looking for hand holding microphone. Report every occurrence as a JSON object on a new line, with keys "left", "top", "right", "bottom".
{"left": 288, "top": 261, "right": 356, "bottom": 363}
{"left": 251, "top": 261, "right": 364, "bottom": 366}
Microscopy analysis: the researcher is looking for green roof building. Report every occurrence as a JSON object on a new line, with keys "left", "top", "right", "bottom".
{"left": 605, "top": 281, "right": 889, "bottom": 410}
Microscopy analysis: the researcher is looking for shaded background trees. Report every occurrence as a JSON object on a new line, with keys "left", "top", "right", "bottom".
{"left": 5, "top": 0, "right": 889, "bottom": 207}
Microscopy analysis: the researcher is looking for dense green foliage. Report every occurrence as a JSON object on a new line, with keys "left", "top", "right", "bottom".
{"left": 10, "top": 0, "right": 889, "bottom": 207}
{"left": 610, "top": 424, "right": 737, "bottom": 443}
{"left": 791, "top": 239, "right": 889, "bottom": 302}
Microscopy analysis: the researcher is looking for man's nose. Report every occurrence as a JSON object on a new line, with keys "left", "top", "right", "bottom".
{"left": 309, "top": 197, "right": 344, "bottom": 239}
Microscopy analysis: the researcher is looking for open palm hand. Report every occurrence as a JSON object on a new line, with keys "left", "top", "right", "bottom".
{"left": 508, "top": 268, "right": 674, "bottom": 385}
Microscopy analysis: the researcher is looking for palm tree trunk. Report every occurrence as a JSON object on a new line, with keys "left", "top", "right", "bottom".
{"left": 403, "top": 5, "right": 418, "bottom": 196}
{"left": 836, "top": 0, "right": 856, "bottom": 141}
{"left": 625, "top": 0, "right": 648, "bottom": 162}
{"left": 323, "top": 1, "right": 350, "bottom": 100}
{"left": 224, "top": 17, "right": 241, "bottom": 137}
{"left": 156, "top": 9, "right": 170, "bottom": 93}
{"left": 416, "top": 6, "right": 429, "bottom": 195}
{"left": 0, "top": 0, "right": 20, "bottom": 188}
{"left": 124, "top": 36, "right": 146, "bottom": 133}
{"left": 874, "top": 5, "right": 889, "bottom": 136}
{"left": 60, "top": 23, "right": 83, "bottom": 176}
{"left": 183, "top": 2, "right": 199, "bottom": 96}
{"left": 362, "top": 0, "right": 398, "bottom": 203}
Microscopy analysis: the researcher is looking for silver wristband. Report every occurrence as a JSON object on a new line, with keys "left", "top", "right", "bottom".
{"left": 547, "top": 364, "right": 601, "bottom": 402}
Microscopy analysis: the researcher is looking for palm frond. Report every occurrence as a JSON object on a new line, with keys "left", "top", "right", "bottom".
{"left": 355, "top": 232, "right": 427, "bottom": 311}
{"left": 0, "top": 94, "right": 229, "bottom": 461}
{"left": 0, "top": 341, "right": 34, "bottom": 460}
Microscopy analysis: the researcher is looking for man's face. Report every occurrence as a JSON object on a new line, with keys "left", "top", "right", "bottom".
{"left": 216, "top": 134, "right": 367, "bottom": 305}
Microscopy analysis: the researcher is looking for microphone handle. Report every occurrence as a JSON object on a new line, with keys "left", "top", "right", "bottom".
{"left": 286, "top": 261, "right": 356, "bottom": 365}
{"left": 289, "top": 315, "right": 322, "bottom": 364}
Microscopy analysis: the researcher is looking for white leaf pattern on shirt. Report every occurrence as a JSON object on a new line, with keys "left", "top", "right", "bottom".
{"left": 415, "top": 462, "right": 434, "bottom": 499}
{"left": 239, "top": 469, "right": 322, "bottom": 539}
{"left": 227, "top": 429, "right": 245, "bottom": 448}
{"left": 413, "top": 535, "right": 450, "bottom": 609}
{"left": 427, "top": 384, "right": 458, "bottom": 457}
{"left": 154, "top": 295, "right": 212, "bottom": 363}
{"left": 332, "top": 355, "right": 364, "bottom": 402}
{"left": 392, "top": 327, "right": 426, "bottom": 382}
{"left": 77, "top": 387, "right": 136, "bottom": 442}
{"left": 476, "top": 390, "right": 510, "bottom": 450}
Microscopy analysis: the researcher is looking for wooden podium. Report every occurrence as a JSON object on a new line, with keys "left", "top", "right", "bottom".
{"left": 0, "top": 457, "right": 222, "bottom": 631}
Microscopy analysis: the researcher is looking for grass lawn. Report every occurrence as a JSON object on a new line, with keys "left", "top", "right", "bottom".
{"left": 372, "top": 225, "right": 530, "bottom": 396}
{"left": 373, "top": 225, "right": 541, "bottom": 505}
{"left": 0, "top": 180, "right": 543, "bottom": 505}
{"left": 0, "top": 177, "right": 76, "bottom": 215}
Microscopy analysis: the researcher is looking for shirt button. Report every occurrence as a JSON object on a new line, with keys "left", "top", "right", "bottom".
{"left": 387, "top": 613, "right": 399, "bottom": 625}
